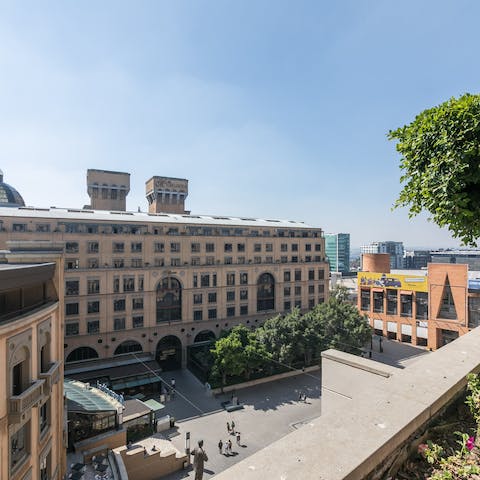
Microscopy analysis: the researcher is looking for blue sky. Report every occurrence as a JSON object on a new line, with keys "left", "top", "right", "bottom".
{"left": 0, "top": 1, "right": 478, "bottom": 248}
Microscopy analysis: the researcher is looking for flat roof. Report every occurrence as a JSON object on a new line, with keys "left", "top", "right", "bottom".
{"left": 67, "top": 360, "right": 162, "bottom": 382}
{"left": 366, "top": 268, "right": 480, "bottom": 279}
{"left": 0, "top": 206, "right": 319, "bottom": 229}
{"left": 123, "top": 399, "right": 152, "bottom": 423}
{"left": 87, "top": 169, "right": 130, "bottom": 176}
{"left": 431, "top": 250, "right": 480, "bottom": 255}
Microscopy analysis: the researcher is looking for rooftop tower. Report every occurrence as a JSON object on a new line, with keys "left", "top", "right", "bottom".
{"left": 145, "top": 176, "right": 188, "bottom": 214}
{"left": 86, "top": 169, "right": 130, "bottom": 211}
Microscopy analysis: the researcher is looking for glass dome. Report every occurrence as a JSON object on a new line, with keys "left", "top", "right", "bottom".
{"left": 0, "top": 170, "right": 25, "bottom": 207}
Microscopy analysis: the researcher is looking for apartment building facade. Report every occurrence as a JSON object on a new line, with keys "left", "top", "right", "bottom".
{"left": 0, "top": 244, "right": 65, "bottom": 480}
{"left": 0, "top": 171, "right": 329, "bottom": 372}
{"left": 358, "top": 253, "right": 479, "bottom": 350}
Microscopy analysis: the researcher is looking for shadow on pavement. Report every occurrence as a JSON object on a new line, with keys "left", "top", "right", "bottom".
{"left": 224, "top": 373, "right": 322, "bottom": 412}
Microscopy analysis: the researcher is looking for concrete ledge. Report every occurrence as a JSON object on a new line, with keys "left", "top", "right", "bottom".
{"left": 321, "top": 349, "right": 398, "bottom": 378}
{"left": 213, "top": 327, "right": 480, "bottom": 480}
{"left": 211, "top": 365, "right": 320, "bottom": 395}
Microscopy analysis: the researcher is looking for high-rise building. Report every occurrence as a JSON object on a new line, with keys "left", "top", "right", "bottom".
{"left": 403, "top": 250, "right": 431, "bottom": 269}
{"left": 0, "top": 171, "right": 329, "bottom": 380}
{"left": 325, "top": 233, "right": 350, "bottom": 274}
{"left": 0, "top": 242, "right": 66, "bottom": 480}
{"left": 431, "top": 250, "right": 480, "bottom": 270}
{"left": 361, "top": 241, "right": 404, "bottom": 270}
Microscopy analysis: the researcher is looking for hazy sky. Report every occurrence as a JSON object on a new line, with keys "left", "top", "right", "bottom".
{"left": 1, "top": 1, "right": 478, "bottom": 248}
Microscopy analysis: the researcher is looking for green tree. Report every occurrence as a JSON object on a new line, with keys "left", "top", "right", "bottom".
{"left": 210, "top": 325, "right": 271, "bottom": 384}
{"left": 210, "top": 329, "right": 245, "bottom": 385}
{"left": 389, "top": 93, "right": 480, "bottom": 246}
{"left": 312, "top": 295, "right": 372, "bottom": 354}
{"left": 256, "top": 309, "right": 300, "bottom": 366}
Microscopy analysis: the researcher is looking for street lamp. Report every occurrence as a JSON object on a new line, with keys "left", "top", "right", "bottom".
{"left": 185, "top": 431, "right": 191, "bottom": 457}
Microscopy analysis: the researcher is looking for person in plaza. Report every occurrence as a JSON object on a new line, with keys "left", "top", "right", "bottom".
{"left": 231, "top": 420, "right": 235, "bottom": 434}
{"left": 170, "top": 378, "right": 176, "bottom": 398}
{"left": 226, "top": 421, "right": 231, "bottom": 434}
{"left": 227, "top": 439, "right": 233, "bottom": 454}
{"left": 191, "top": 439, "right": 208, "bottom": 480}
{"left": 236, "top": 432, "right": 241, "bottom": 446}
{"left": 218, "top": 439, "right": 223, "bottom": 454}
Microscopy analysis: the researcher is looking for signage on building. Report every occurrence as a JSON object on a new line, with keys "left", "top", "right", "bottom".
{"left": 468, "top": 279, "right": 480, "bottom": 292}
{"left": 358, "top": 272, "right": 427, "bottom": 292}
{"left": 154, "top": 178, "right": 187, "bottom": 193}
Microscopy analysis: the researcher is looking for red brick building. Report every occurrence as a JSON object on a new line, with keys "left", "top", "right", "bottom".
{"left": 358, "top": 254, "right": 479, "bottom": 350}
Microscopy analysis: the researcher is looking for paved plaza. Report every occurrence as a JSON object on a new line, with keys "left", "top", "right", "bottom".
{"left": 65, "top": 338, "right": 429, "bottom": 480}
{"left": 159, "top": 370, "right": 322, "bottom": 480}
{"left": 152, "top": 338, "right": 428, "bottom": 479}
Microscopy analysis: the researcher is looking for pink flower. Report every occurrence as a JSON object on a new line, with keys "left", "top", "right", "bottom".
{"left": 418, "top": 443, "right": 428, "bottom": 455}
{"left": 467, "top": 437, "right": 475, "bottom": 451}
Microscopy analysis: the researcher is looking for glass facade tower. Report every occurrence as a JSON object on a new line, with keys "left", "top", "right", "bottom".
{"left": 325, "top": 233, "right": 350, "bottom": 274}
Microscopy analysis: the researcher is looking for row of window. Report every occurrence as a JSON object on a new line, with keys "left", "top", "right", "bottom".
{"left": 65, "top": 295, "right": 326, "bottom": 335}
{"left": 64, "top": 255, "right": 326, "bottom": 270}
{"left": 66, "top": 316, "right": 145, "bottom": 335}
{"left": 65, "top": 284, "right": 324, "bottom": 315}
{"left": 65, "top": 241, "right": 322, "bottom": 254}
{"left": 66, "top": 297, "right": 145, "bottom": 315}
{"left": 8, "top": 221, "right": 321, "bottom": 238}
{"left": 360, "top": 289, "right": 428, "bottom": 319}
{"left": 65, "top": 269, "right": 326, "bottom": 298}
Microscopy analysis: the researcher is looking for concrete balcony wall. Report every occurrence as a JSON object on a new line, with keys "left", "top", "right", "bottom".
{"left": 9, "top": 379, "right": 45, "bottom": 424}
{"left": 213, "top": 327, "right": 480, "bottom": 480}
{"left": 39, "top": 361, "right": 61, "bottom": 394}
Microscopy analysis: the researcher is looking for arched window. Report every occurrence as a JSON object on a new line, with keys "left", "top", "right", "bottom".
{"left": 257, "top": 273, "right": 275, "bottom": 312}
{"left": 114, "top": 341, "right": 143, "bottom": 356}
{"left": 156, "top": 277, "right": 182, "bottom": 323}
{"left": 156, "top": 335, "right": 182, "bottom": 370}
{"left": 194, "top": 330, "right": 216, "bottom": 343}
{"left": 66, "top": 346, "right": 99, "bottom": 363}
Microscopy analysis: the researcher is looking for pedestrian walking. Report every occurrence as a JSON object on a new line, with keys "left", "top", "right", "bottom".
{"left": 227, "top": 439, "right": 232, "bottom": 455}
{"left": 218, "top": 439, "right": 223, "bottom": 454}
{"left": 231, "top": 420, "right": 235, "bottom": 434}
{"left": 226, "top": 421, "right": 231, "bottom": 434}
{"left": 236, "top": 432, "right": 241, "bottom": 446}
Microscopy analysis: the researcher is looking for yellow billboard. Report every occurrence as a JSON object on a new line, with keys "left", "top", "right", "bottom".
{"left": 358, "top": 272, "right": 427, "bottom": 292}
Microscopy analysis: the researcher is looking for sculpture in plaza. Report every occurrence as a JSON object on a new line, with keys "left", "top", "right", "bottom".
{"left": 191, "top": 439, "right": 208, "bottom": 480}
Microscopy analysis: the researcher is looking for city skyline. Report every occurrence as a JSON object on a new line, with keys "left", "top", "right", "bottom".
{"left": 1, "top": 1, "right": 478, "bottom": 248}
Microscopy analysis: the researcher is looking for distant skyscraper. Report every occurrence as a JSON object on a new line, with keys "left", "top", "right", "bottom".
{"left": 361, "top": 241, "right": 404, "bottom": 270}
{"left": 325, "top": 233, "right": 350, "bottom": 274}
{"left": 403, "top": 250, "right": 431, "bottom": 269}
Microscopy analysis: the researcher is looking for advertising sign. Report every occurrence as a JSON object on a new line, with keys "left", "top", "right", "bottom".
{"left": 358, "top": 272, "right": 427, "bottom": 292}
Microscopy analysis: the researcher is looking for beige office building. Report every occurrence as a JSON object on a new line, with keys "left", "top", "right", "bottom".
{"left": 0, "top": 170, "right": 329, "bottom": 372}
{"left": 0, "top": 243, "right": 66, "bottom": 480}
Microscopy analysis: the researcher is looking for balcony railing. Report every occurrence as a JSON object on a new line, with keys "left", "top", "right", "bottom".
{"left": 0, "top": 300, "right": 57, "bottom": 325}
{"left": 39, "top": 361, "right": 61, "bottom": 394}
{"left": 9, "top": 379, "right": 45, "bottom": 424}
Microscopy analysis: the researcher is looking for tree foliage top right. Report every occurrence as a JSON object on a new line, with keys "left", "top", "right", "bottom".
{"left": 389, "top": 93, "right": 480, "bottom": 246}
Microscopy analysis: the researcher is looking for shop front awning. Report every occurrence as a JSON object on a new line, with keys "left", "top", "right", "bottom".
{"left": 111, "top": 375, "right": 162, "bottom": 390}
{"left": 143, "top": 399, "right": 165, "bottom": 412}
